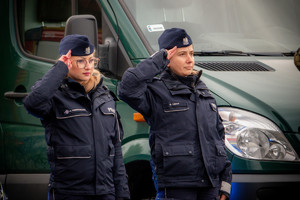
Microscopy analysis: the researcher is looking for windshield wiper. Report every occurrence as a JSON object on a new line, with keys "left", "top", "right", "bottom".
{"left": 246, "top": 52, "right": 294, "bottom": 56}
{"left": 195, "top": 50, "right": 295, "bottom": 56}
{"left": 194, "top": 50, "right": 249, "bottom": 56}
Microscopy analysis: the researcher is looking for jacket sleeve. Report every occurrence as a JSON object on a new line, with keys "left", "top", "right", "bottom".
{"left": 117, "top": 50, "right": 169, "bottom": 118}
{"left": 217, "top": 114, "right": 232, "bottom": 198}
{"left": 23, "top": 61, "right": 69, "bottom": 119}
{"left": 113, "top": 114, "right": 130, "bottom": 199}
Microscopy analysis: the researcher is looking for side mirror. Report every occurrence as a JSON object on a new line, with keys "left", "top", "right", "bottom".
{"left": 65, "top": 15, "right": 99, "bottom": 55}
{"left": 98, "top": 37, "right": 117, "bottom": 74}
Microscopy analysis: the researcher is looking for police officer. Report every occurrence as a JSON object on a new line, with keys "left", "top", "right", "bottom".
{"left": 118, "top": 28, "right": 232, "bottom": 200}
{"left": 24, "top": 34, "right": 130, "bottom": 200}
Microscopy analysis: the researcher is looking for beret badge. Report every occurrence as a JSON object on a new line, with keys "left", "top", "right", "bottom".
{"left": 85, "top": 47, "right": 91, "bottom": 55}
{"left": 183, "top": 37, "right": 189, "bottom": 45}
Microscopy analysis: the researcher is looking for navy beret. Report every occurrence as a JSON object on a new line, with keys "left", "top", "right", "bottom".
{"left": 59, "top": 34, "right": 94, "bottom": 56}
{"left": 158, "top": 28, "right": 192, "bottom": 50}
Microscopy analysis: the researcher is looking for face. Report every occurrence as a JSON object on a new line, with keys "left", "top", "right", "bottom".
{"left": 68, "top": 53, "right": 95, "bottom": 82}
{"left": 168, "top": 45, "right": 194, "bottom": 77}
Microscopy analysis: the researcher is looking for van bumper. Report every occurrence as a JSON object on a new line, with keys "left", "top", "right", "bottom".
{"left": 231, "top": 174, "right": 300, "bottom": 200}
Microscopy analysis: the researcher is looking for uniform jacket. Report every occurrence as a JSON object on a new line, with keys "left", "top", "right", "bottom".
{"left": 118, "top": 50, "right": 232, "bottom": 195}
{"left": 23, "top": 61, "right": 130, "bottom": 199}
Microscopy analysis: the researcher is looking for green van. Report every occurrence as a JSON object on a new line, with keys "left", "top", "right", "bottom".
{"left": 1, "top": 0, "right": 299, "bottom": 199}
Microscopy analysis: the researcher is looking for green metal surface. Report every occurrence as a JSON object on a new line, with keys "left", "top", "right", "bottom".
{"left": 0, "top": 0, "right": 51, "bottom": 173}
{"left": 0, "top": 124, "right": 4, "bottom": 172}
{"left": 3, "top": 123, "right": 49, "bottom": 173}
{"left": 231, "top": 155, "right": 300, "bottom": 174}
{"left": 99, "top": 0, "right": 149, "bottom": 60}
{"left": 122, "top": 137, "right": 151, "bottom": 164}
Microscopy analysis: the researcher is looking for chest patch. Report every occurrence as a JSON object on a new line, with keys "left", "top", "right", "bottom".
{"left": 107, "top": 107, "right": 116, "bottom": 113}
{"left": 163, "top": 101, "right": 189, "bottom": 113}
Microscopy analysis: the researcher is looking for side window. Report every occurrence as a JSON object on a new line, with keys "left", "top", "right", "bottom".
{"left": 16, "top": 0, "right": 103, "bottom": 60}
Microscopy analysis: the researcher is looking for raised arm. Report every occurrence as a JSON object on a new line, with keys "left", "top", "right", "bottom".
{"left": 23, "top": 50, "right": 72, "bottom": 119}
{"left": 118, "top": 47, "right": 176, "bottom": 118}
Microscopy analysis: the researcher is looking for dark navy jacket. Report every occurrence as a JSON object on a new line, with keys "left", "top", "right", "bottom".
{"left": 23, "top": 61, "right": 130, "bottom": 198}
{"left": 118, "top": 50, "right": 231, "bottom": 194}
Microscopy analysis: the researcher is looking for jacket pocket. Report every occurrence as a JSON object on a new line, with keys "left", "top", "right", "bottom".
{"left": 56, "top": 145, "right": 91, "bottom": 159}
{"left": 54, "top": 145, "right": 93, "bottom": 184}
{"left": 215, "top": 145, "right": 227, "bottom": 174}
{"left": 162, "top": 144, "right": 198, "bottom": 177}
{"left": 99, "top": 101, "right": 123, "bottom": 142}
{"left": 163, "top": 101, "right": 189, "bottom": 112}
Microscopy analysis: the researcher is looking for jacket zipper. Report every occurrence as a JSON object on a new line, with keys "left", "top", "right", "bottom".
{"left": 57, "top": 156, "right": 91, "bottom": 159}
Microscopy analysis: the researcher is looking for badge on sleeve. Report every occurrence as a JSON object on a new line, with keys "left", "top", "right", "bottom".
{"left": 210, "top": 103, "right": 217, "bottom": 112}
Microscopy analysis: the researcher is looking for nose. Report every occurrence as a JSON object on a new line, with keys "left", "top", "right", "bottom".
{"left": 84, "top": 62, "right": 94, "bottom": 69}
{"left": 186, "top": 54, "right": 194, "bottom": 63}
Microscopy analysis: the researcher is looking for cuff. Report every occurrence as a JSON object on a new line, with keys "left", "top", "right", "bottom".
{"left": 220, "top": 181, "right": 231, "bottom": 196}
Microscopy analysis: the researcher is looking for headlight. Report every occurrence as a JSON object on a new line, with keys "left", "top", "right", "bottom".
{"left": 219, "top": 107, "right": 299, "bottom": 161}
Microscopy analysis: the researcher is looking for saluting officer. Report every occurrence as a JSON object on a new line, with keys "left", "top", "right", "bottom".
{"left": 118, "top": 28, "right": 232, "bottom": 200}
{"left": 24, "top": 34, "right": 130, "bottom": 200}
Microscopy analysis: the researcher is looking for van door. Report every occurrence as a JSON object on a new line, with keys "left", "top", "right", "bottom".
{"left": 1, "top": 0, "right": 105, "bottom": 199}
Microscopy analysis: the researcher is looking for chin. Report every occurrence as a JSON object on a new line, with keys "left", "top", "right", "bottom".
{"left": 184, "top": 71, "right": 193, "bottom": 76}
{"left": 81, "top": 77, "right": 91, "bottom": 81}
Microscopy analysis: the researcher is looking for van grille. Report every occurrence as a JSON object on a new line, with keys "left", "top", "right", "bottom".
{"left": 195, "top": 61, "right": 275, "bottom": 71}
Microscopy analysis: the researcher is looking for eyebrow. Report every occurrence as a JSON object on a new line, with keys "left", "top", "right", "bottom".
{"left": 77, "top": 56, "right": 94, "bottom": 59}
{"left": 177, "top": 50, "right": 194, "bottom": 54}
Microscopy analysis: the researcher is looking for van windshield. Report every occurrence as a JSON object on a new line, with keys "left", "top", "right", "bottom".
{"left": 123, "top": 0, "right": 300, "bottom": 54}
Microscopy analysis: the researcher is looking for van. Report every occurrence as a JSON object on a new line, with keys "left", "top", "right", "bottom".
{"left": 1, "top": 0, "right": 299, "bottom": 199}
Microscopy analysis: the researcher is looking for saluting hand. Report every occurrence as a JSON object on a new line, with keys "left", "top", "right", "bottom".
{"left": 166, "top": 46, "right": 177, "bottom": 60}
{"left": 59, "top": 50, "right": 72, "bottom": 70}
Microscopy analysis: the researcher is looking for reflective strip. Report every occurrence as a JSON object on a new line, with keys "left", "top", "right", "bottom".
{"left": 57, "top": 156, "right": 91, "bottom": 159}
{"left": 232, "top": 174, "right": 300, "bottom": 183}
{"left": 70, "top": 109, "right": 87, "bottom": 112}
{"left": 221, "top": 181, "right": 231, "bottom": 194}
{"left": 56, "top": 113, "right": 91, "bottom": 119}
{"left": 116, "top": 116, "right": 121, "bottom": 142}
{"left": 164, "top": 108, "right": 189, "bottom": 112}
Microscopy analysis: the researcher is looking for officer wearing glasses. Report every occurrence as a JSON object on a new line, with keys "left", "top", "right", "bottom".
{"left": 24, "top": 34, "right": 130, "bottom": 200}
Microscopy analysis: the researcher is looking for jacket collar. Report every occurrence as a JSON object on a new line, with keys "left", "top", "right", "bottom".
{"left": 60, "top": 77, "right": 106, "bottom": 100}
{"left": 160, "top": 70, "right": 208, "bottom": 96}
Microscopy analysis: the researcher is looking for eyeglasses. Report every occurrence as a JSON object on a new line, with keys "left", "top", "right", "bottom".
{"left": 74, "top": 57, "right": 100, "bottom": 69}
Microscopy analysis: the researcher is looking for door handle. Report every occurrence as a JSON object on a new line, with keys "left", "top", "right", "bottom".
{"left": 4, "top": 91, "right": 28, "bottom": 99}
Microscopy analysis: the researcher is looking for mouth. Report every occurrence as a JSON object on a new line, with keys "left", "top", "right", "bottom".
{"left": 185, "top": 66, "right": 193, "bottom": 70}
{"left": 83, "top": 72, "right": 91, "bottom": 76}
